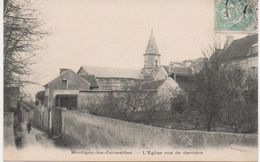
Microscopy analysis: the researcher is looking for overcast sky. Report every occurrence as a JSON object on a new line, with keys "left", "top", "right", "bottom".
{"left": 27, "top": 0, "right": 246, "bottom": 98}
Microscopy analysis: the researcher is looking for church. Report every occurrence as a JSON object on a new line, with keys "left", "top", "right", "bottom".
{"left": 42, "top": 31, "right": 180, "bottom": 110}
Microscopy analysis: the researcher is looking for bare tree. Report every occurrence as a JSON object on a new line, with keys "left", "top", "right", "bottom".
{"left": 4, "top": 0, "right": 47, "bottom": 96}
{"left": 188, "top": 41, "right": 246, "bottom": 131}
{"left": 224, "top": 76, "right": 258, "bottom": 133}
{"left": 119, "top": 81, "right": 163, "bottom": 124}
{"left": 170, "top": 93, "right": 187, "bottom": 124}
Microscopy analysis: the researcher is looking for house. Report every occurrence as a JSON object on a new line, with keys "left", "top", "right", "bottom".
{"left": 220, "top": 34, "right": 258, "bottom": 132}
{"left": 224, "top": 34, "right": 258, "bottom": 79}
{"left": 44, "top": 69, "right": 91, "bottom": 109}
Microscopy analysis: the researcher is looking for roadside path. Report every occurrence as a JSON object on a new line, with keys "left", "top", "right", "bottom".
{"left": 21, "top": 124, "right": 56, "bottom": 148}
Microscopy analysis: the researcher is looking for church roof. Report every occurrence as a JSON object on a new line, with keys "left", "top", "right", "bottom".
{"left": 145, "top": 30, "right": 160, "bottom": 54}
{"left": 141, "top": 79, "right": 167, "bottom": 90}
{"left": 78, "top": 66, "right": 141, "bottom": 79}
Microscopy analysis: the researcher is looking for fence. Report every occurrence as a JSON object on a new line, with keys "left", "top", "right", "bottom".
{"left": 61, "top": 110, "right": 257, "bottom": 148}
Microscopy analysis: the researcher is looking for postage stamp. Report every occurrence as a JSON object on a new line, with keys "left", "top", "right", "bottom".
{"left": 215, "top": 0, "right": 258, "bottom": 32}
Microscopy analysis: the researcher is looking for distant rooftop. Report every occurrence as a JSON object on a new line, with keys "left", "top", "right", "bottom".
{"left": 225, "top": 34, "right": 258, "bottom": 61}
{"left": 78, "top": 66, "right": 141, "bottom": 79}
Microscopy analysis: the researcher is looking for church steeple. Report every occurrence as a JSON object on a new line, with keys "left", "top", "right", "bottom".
{"left": 145, "top": 29, "right": 160, "bottom": 55}
{"left": 144, "top": 30, "right": 161, "bottom": 68}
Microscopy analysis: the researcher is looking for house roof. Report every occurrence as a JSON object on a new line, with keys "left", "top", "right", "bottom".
{"left": 225, "top": 34, "right": 258, "bottom": 61}
{"left": 79, "top": 75, "right": 99, "bottom": 88}
{"left": 171, "top": 66, "right": 192, "bottom": 75}
{"left": 141, "top": 79, "right": 167, "bottom": 90}
{"left": 145, "top": 30, "right": 160, "bottom": 54}
{"left": 44, "top": 69, "right": 90, "bottom": 87}
{"left": 78, "top": 66, "right": 141, "bottom": 79}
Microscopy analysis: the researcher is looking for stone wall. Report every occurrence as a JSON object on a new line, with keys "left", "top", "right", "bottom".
{"left": 4, "top": 112, "right": 15, "bottom": 146}
{"left": 61, "top": 110, "right": 257, "bottom": 149}
{"left": 78, "top": 91, "right": 125, "bottom": 109}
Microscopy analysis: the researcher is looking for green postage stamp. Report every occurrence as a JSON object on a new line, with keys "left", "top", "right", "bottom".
{"left": 215, "top": 0, "right": 258, "bottom": 32}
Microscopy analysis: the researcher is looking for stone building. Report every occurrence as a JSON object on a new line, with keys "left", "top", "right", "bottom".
{"left": 224, "top": 34, "right": 258, "bottom": 79}
{"left": 44, "top": 69, "right": 90, "bottom": 109}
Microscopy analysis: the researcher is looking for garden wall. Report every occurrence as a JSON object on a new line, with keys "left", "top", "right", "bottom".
{"left": 61, "top": 110, "right": 257, "bottom": 148}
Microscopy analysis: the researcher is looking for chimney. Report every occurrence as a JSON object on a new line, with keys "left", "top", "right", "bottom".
{"left": 60, "top": 68, "right": 69, "bottom": 74}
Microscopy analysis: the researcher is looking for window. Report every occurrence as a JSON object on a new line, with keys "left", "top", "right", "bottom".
{"left": 249, "top": 45, "right": 258, "bottom": 55}
{"left": 250, "top": 67, "right": 257, "bottom": 79}
{"left": 252, "top": 46, "right": 258, "bottom": 54}
{"left": 55, "top": 95, "right": 77, "bottom": 109}
{"left": 61, "top": 79, "right": 68, "bottom": 89}
{"left": 155, "top": 60, "right": 158, "bottom": 66}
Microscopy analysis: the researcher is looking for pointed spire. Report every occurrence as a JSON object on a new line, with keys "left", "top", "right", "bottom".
{"left": 145, "top": 29, "right": 160, "bottom": 55}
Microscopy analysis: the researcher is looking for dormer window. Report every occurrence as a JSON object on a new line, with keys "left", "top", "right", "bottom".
{"left": 61, "top": 79, "right": 68, "bottom": 89}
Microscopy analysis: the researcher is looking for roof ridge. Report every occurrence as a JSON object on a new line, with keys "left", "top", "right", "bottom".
{"left": 83, "top": 65, "right": 140, "bottom": 70}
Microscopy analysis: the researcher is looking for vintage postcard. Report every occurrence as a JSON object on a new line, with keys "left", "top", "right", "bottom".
{"left": 3, "top": 0, "right": 258, "bottom": 161}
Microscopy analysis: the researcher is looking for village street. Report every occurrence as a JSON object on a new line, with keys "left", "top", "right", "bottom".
{"left": 4, "top": 125, "right": 71, "bottom": 161}
{"left": 19, "top": 125, "right": 58, "bottom": 149}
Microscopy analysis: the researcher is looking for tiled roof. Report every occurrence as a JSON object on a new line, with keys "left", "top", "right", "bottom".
{"left": 141, "top": 79, "right": 166, "bottom": 90}
{"left": 79, "top": 75, "right": 99, "bottom": 88}
{"left": 141, "top": 66, "right": 168, "bottom": 81}
{"left": 44, "top": 69, "right": 90, "bottom": 88}
{"left": 225, "top": 34, "right": 258, "bottom": 61}
{"left": 79, "top": 66, "right": 141, "bottom": 79}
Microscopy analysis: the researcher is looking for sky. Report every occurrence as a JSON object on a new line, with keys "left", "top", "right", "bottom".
{"left": 26, "top": 0, "right": 246, "bottom": 98}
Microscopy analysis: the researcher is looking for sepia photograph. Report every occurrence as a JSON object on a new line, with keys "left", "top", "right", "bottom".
{"left": 3, "top": 0, "right": 258, "bottom": 161}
